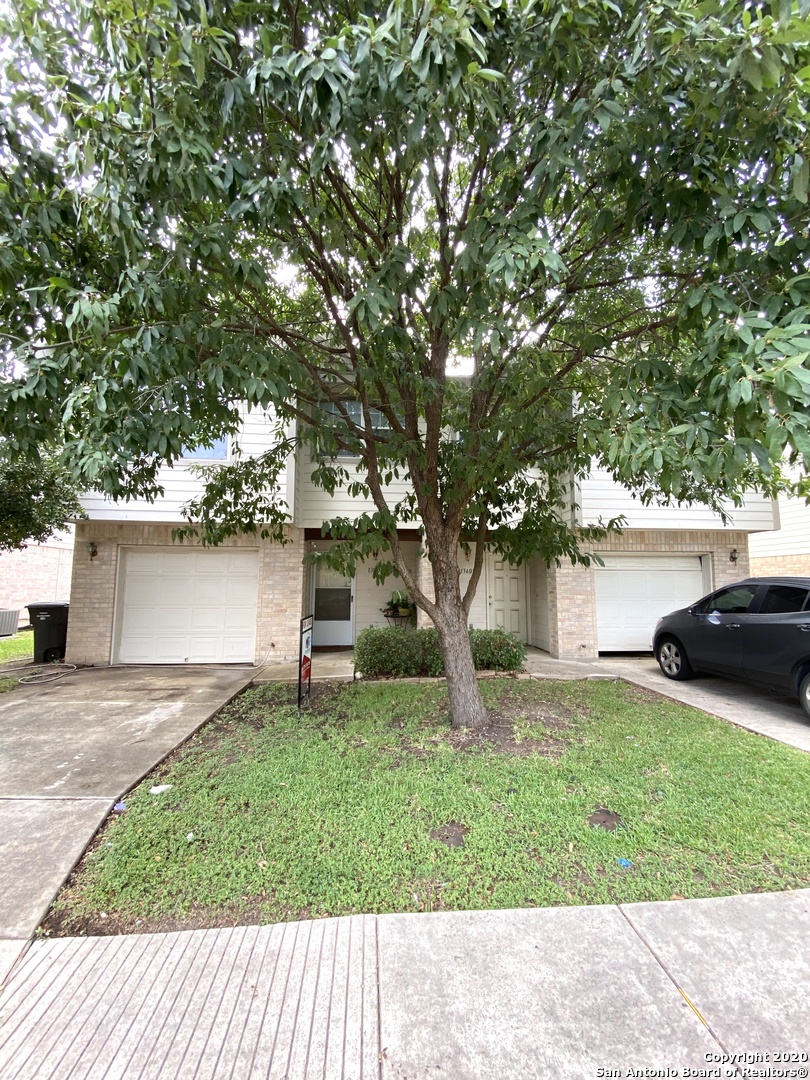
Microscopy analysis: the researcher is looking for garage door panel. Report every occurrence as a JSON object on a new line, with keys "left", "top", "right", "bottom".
{"left": 224, "top": 608, "right": 252, "bottom": 631}
{"left": 124, "top": 607, "right": 192, "bottom": 634}
{"left": 223, "top": 636, "right": 256, "bottom": 661}
{"left": 226, "top": 578, "right": 261, "bottom": 604}
{"left": 190, "top": 607, "right": 227, "bottom": 632}
{"left": 159, "top": 578, "right": 196, "bottom": 604}
{"left": 595, "top": 556, "right": 704, "bottom": 651}
{"left": 150, "top": 636, "right": 193, "bottom": 663}
{"left": 116, "top": 638, "right": 157, "bottom": 663}
{"left": 126, "top": 551, "right": 163, "bottom": 574}
{"left": 226, "top": 552, "right": 260, "bottom": 574}
{"left": 192, "top": 578, "right": 229, "bottom": 604}
{"left": 117, "top": 548, "right": 258, "bottom": 664}
{"left": 186, "top": 637, "right": 224, "bottom": 663}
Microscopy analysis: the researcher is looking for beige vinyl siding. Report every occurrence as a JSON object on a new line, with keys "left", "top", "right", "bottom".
{"left": 748, "top": 494, "right": 810, "bottom": 558}
{"left": 353, "top": 544, "right": 419, "bottom": 635}
{"left": 456, "top": 544, "right": 488, "bottom": 629}
{"left": 80, "top": 406, "right": 288, "bottom": 522}
{"left": 578, "top": 469, "right": 776, "bottom": 532}
{"left": 295, "top": 448, "right": 414, "bottom": 528}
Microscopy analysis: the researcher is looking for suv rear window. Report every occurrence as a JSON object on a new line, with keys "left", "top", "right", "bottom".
{"left": 756, "top": 585, "right": 810, "bottom": 615}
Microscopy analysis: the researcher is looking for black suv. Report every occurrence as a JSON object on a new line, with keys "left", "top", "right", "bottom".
{"left": 653, "top": 577, "right": 810, "bottom": 719}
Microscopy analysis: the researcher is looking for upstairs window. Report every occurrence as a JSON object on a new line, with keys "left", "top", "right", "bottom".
{"left": 320, "top": 401, "right": 390, "bottom": 457}
{"left": 182, "top": 436, "right": 229, "bottom": 461}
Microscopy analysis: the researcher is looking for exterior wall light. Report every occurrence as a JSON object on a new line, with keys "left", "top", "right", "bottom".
{"left": 87, "top": 542, "right": 98, "bottom": 559}
{"left": 729, "top": 547, "right": 739, "bottom": 563}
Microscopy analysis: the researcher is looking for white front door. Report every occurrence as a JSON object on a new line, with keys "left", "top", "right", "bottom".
{"left": 487, "top": 557, "right": 527, "bottom": 641}
{"left": 312, "top": 564, "right": 354, "bottom": 646}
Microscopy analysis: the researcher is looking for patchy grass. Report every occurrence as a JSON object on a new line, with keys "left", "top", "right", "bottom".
{"left": 0, "top": 630, "right": 33, "bottom": 663}
{"left": 43, "top": 678, "right": 810, "bottom": 937}
{"left": 0, "top": 630, "right": 33, "bottom": 691}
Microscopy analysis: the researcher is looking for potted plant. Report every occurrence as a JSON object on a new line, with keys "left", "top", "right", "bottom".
{"left": 381, "top": 589, "right": 416, "bottom": 621}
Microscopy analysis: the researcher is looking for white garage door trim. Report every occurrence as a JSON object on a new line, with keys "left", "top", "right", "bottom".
{"left": 594, "top": 555, "right": 707, "bottom": 651}
{"left": 115, "top": 548, "right": 259, "bottom": 664}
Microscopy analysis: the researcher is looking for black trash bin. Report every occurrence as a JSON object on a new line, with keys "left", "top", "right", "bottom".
{"left": 27, "top": 603, "right": 69, "bottom": 663}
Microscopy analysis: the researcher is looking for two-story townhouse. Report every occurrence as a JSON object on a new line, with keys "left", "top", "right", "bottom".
{"left": 64, "top": 409, "right": 776, "bottom": 668}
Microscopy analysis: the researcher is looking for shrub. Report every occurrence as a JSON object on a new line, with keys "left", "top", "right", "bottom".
{"left": 354, "top": 627, "right": 526, "bottom": 678}
{"left": 354, "top": 627, "right": 443, "bottom": 678}
{"left": 469, "top": 628, "right": 527, "bottom": 671}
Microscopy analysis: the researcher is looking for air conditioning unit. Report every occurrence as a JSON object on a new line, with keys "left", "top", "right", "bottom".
{"left": 0, "top": 609, "right": 20, "bottom": 637}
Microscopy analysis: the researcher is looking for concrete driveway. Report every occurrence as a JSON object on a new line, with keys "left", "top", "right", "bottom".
{"left": 0, "top": 666, "right": 253, "bottom": 953}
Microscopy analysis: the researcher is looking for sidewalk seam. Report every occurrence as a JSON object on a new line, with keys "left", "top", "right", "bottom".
{"left": 617, "top": 904, "right": 733, "bottom": 1060}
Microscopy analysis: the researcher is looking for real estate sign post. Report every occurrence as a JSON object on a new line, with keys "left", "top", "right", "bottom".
{"left": 298, "top": 615, "right": 313, "bottom": 716}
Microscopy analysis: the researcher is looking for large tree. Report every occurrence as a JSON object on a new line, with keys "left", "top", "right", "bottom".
{"left": 0, "top": 452, "right": 82, "bottom": 551}
{"left": 1, "top": 0, "right": 809, "bottom": 727}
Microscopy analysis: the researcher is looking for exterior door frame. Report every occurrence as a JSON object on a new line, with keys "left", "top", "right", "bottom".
{"left": 311, "top": 563, "right": 356, "bottom": 646}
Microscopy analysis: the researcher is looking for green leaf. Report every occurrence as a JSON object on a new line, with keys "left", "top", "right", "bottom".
{"left": 741, "top": 55, "right": 763, "bottom": 91}
{"left": 411, "top": 27, "right": 428, "bottom": 63}
{"left": 793, "top": 159, "right": 809, "bottom": 204}
{"left": 192, "top": 45, "right": 206, "bottom": 88}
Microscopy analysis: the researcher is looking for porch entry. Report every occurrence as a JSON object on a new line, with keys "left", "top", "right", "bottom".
{"left": 311, "top": 563, "right": 354, "bottom": 646}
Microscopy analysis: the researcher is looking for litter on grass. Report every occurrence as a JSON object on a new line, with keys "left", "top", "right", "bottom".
{"left": 149, "top": 784, "right": 173, "bottom": 795}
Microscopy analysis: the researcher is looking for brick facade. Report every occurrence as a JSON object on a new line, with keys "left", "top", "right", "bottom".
{"left": 65, "top": 519, "right": 757, "bottom": 667}
{"left": 0, "top": 542, "right": 73, "bottom": 628}
{"left": 547, "top": 529, "right": 751, "bottom": 660}
{"left": 749, "top": 554, "right": 810, "bottom": 577}
{"left": 66, "top": 521, "right": 305, "bottom": 666}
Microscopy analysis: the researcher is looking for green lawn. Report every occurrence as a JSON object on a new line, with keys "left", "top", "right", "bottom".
{"left": 0, "top": 630, "right": 33, "bottom": 692}
{"left": 45, "top": 678, "right": 810, "bottom": 936}
{"left": 0, "top": 630, "right": 33, "bottom": 663}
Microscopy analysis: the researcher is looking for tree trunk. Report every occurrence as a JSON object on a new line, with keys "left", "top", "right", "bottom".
{"left": 430, "top": 544, "right": 489, "bottom": 730}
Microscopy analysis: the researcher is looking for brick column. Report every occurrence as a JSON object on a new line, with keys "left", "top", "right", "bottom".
{"left": 65, "top": 521, "right": 119, "bottom": 665}
{"left": 256, "top": 528, "right": 306, "bottom": 664}
{"left": 547, "top": 561, "right": 599, "bottom": 659}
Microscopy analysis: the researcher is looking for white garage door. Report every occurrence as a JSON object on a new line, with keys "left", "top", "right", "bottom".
{"left": 595, "top": 555, "right": 705, "bottom": 651}
{"left": 117, "top": 549, "right": 259, "bottom": 664}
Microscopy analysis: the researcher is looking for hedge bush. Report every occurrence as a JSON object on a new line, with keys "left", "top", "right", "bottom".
{"left": 353, "top": 626, "right": 526, "bottom": 678}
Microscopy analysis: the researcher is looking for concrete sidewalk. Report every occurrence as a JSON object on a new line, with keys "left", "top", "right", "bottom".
{"left": 0, "top": 666, "right": 253, "bottom": 955}
{"left": 1, "top": 890, "right": 807, "bottom": 1078}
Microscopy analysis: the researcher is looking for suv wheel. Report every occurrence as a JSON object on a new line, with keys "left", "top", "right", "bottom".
{"left": 656, "top": 636, "right": 696, "bottom": 681}
{"left": 800, "top": 672, "right": 810, "bottom": 720}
